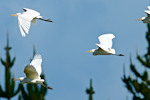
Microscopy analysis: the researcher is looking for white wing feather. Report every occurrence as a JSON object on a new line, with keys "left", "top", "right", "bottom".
{"left": 18, "top": 21, "right": 26, "bottom": 37}
{"left": 23, "top": 8, "right": 40, "bottom": 15}
{"left": 144, "top": 6, "right": 150, "bottom": 17}
{"left": 95, "top": 44, "right": 110, "bottom": 52}
{"left": 144, "top": 10, "right": 150, "bottom": 16}
{"left": 24, "top": 65, "right": 39, "bottom": 79}
{"left": 18, "top": 18, "right": 30, "bottom": 33}
{"left": 147, "top": 6, "right": 150, "bottom": 10}
{"left": 18, "top": 13, "right": 34, "bottom": 37}
{"left": 98, "top": 34, "right": 115, "bottom": 49}
{"left": 30, "top": 54, "right": 42, "bottom": 76}
{"left": 22, "top": 8, "right": 42, "bottom": 25}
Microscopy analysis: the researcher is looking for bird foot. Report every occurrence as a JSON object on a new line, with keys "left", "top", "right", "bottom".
{"left": 118, "top": 54, "right": 124, "bottom": 56}
{"left": 46, "top": 19, "right": 53, "bottom": 22}
{"left": 48, "top": 86, "right": 53, "bottom": 90}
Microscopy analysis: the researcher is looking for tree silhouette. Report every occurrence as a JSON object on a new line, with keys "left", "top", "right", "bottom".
{"left": 122, "top": 24, "right": 150, "bottom": 100}
{"left": 0, "top": 32, "right": 22, "bottom": 100}
{"left": 86, "top": 79, "right": 95, "bottom": 100}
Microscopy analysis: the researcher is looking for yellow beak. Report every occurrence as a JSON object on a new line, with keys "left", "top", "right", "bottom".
{"left": 13, "top": 79, "right": 19, "bottom": 81}
{"left": 136, "top": 18, "right": 142, "bottom": 21}
{"left": 86, "top": 50, "right": 92, "bottom": 52}
{"left": 11, "top": 14, "right": 17, "bottom": 16}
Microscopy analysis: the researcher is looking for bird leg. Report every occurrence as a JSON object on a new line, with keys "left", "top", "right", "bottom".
{"left": 39, "top": 18, "right": 53, "bottom": 22}
{"left": 39, "top": 83, "right": 53, "bottom": 90}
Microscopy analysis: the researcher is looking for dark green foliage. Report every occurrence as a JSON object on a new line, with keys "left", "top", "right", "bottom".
{"left": 20, "top": 45, "right": 48, "bottom": 100}
{"left": 0, "top": 32, "right": 22, "bottom": 100}
{"left": 18, "top": 92, "right": 22, "bottom": 100}
{"left": 86, "top": 79, "right": 95, "bottom": 100}
{"left": 122, "top": 24, "right": 150, "bottom": 100}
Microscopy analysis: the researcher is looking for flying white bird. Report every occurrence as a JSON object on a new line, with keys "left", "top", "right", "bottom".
{"left": 13, "top": 54, "right": 52, "bottom": 90}
{"left": 11, "top": 8, "right": 53, "bottom": 37}
{"left": 86, "top": 34, "right": 124, "bottom": 56}
{"left": 136, "top": 6, "right": 150, "bottom": 23}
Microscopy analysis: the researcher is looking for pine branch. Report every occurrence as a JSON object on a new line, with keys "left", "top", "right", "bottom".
{"left": 122, "top": 23, "right": 150, "bottom": 100}
{"left": 0, "top": 32, "right": 21, "bottom": 99}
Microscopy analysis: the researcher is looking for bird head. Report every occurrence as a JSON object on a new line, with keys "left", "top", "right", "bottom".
{"left": 136, "top": 17, "right": 146, "bottom": 21}
{"left": 11, "top": 13, "right": 21, "bottom": 17}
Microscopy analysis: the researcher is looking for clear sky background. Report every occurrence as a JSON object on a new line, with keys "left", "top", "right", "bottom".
{"left": 0, "top": 0, "right": 150, "bottom": 100}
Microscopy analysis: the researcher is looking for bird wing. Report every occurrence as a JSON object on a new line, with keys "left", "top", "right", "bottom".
{"left": 95, "top": 44, "right": 110, "bottom": 52}
{"left": 98, "top": 34, "right": 115, "bottom": 49}
{"left": 24, "top": 65, "right": 39, "bottom": 79}
{"left": 23, "top": 8, "right": 40, "bottom": 15}
{"left": 18, "top": 10, "right": 41, "bottom": 37}
{"left": 23, "top": 8, "right": 41, "bottom": 24}
{"left": 147, "top": 6, "right": 150, "bottom": 10}
{"left": 30, "top": 54, "right": 42, "bottom": 76}
{"left": 18, "top": 20, "right": 26, "bottom": 37}
{"left": 144, "top": 10, "right": 150, "bottom": 17}
{"left": 18, "top": 16, "right": 31, "bottom": 37}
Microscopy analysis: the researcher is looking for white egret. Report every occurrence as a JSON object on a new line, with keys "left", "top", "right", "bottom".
{"left": 14, "top": 54, "right": 52, "bottom": 90}
{"left": 86, "top": 34, "right": 124, "bottom": 56}
{"left": 11, "top": 8, "right": 53, "bottom": 37}
{"left": 136, "top": 6, "right": 150, "bottom": 23}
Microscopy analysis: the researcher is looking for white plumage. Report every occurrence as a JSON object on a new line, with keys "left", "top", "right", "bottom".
{"left": 14, "top": 54, "right": 52, "bottom": 90}
{"left": 11, "top": 8, "right": 52, "bottom": 37}
{"left": 24, "top": 54, "right": 42, "bottom": 80}
{"left": 87, "top": 34, "right": 124, "bottom": 56}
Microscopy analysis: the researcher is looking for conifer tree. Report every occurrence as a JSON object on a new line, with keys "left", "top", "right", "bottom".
{"left": 86, "top": 79, "right": 95, "bottom": 100}
{"left": 122, "top": 24, "right": 150, "bottom": 100}
{"left": 20, "top": 45, "right": 48, "bottom": 100}
{"left": 0, "top": 32, "right": 22, "bottom": 100}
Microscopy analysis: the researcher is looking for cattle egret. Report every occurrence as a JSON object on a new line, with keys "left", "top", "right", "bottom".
{"left": 14, "top": 54, "right": 52, "bottom": 90}
{"left": 11, "top": 8, "right": 52, "bottom": 37}
{"left": 87, "top": 34, "right": 124, "bottom": 56}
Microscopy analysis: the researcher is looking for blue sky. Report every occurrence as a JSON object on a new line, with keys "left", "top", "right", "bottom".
{"left": 0, "top": 0, "right": 150, "bottom": 100}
